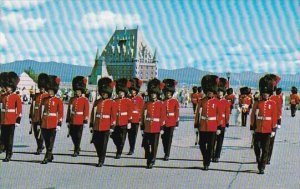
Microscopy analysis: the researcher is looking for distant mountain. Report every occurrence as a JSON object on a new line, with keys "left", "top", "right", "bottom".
{"left": 1, "top": 60, "right": 299, "bottom": 91}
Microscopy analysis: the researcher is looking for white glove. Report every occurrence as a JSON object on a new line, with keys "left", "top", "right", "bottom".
{"left": 83, "top": 124, "right": 88, "bottom": 128}
{"left": 160, "top": 130, "right": 164, "bottom": 135}
{"left": 141, "top": 130, "right": 144, "bottom": 136}
{"left": 216, "top": 130, "right": 221, "bottom": 135}
{"left": 127, "top": 123, "right": 132, "bottom": 129}
{"left": 194, "top": 128, "right": 199, "bottom": 134}
{"left": 56, "top": 126, "right": 61, "bottom": 131}
{"left": 109, "top": 129, "right": 114, "bottom": 133}
{"left": 90, "top": 127, "right": 93, "bottom": 133}
{"left": 270, "top": 132, "right": 275, "bottom": 138}
{"left": 174, "top": 127, "right": 178, "bottom": 130}
{"left": 29, "top": 118, "right": 32, "bottom": 124}
{"left": 37, "top": 125, "right": 41, "bottom": 130}
{"left": 251, "top": 130, "right": 255, "bottom": 135}
{"left": 15, "top": 123, "right": 20, "bottom": 127}
{"left": 277, "top": 125, "right": 281, "bottom": 129}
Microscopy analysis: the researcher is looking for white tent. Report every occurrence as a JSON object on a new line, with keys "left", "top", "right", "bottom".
{"left": 17, "top": 72, "right": 38, "bottom": 97}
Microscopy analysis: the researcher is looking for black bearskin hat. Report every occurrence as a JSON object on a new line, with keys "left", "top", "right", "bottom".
{"left": 259, "top": 76, "right": 274, "bottom": 95}
{"left": 162, "top": 79, "right": 177, "bottom": 95}
{"left": 192, "top": 86, "right": 197, "bottom": 93}
{"left": 147, "top": 78, "right": 162, "bottom": 95}
{"left": 227, "top": 88, "right": 233, "bottom": 95}
{"left": 116, "top": 78, "right": 131, "bottom": 94}
{"left": 197, "top": 86, "right": 202, "bottom": 93}
{"left": 240, "top": 87, "right": 249, "bottom": 95}
{"left": 218, "top": 77, "right": 228, "bottom": 93}
{"left": 129, "top": 78, "right": 143, "bottom": 92}
{"left": 7, "top": 72, "right": 19, "bottom": 92}
{"left": 47, "top": 75, "right": 60, "bottom": 94}
{"left": 276, "top": 88, "right": 282, "bottom": 95}
{"left": 291, "top": 86, "right": 297, "bottom": 94}
{"left": 265, "top": 74, "right": 281, "bottom": 92}
{"left": 72, "top": 76, "right": 87, "bottom": 92}
{"left": 98, "top": 77, "right": 114, "bottom": 98}
{"left": 0, "top": 72, "right": 8, "bottom": 88}
{"left": 38, "top": 73, "right": 49, "bottom": 90}
{"left": 201, "top": 75, "right": 219, "bottom": 94}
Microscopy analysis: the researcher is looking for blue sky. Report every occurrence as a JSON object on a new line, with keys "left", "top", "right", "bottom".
{"left": 0, "top": 0, "right": 299, "bottom": 74}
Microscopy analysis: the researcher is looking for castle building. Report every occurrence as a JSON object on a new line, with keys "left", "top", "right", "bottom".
{"left": 89, "top": 27, "right": 158, "bottom": 85}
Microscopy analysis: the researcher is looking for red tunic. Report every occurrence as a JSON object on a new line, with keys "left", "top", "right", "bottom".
{"left": 191, "top": 93, "right": 200, "bottom": 105}
{"left": 0, "top": 93, "right": 22, "bottom": 125}
{"left": 30, "top": 92, "right": 49, "bottom": 123}
{"left": 41, "top": 96, "right": 64, "bottom": 129}
{"left": 142, "top": 100, "right": 166, "bottom": 133}
{"left": 225, "top": 94, "right": 235, "bottom": 113}
{"left": 130, "top": 95, "right": 144, "bottom": 124}
{"left": 194, "top": 97, "right": 221, "bottom": 132}
{"left": 250, "top": 100, "right": 277, "bottom": 133}
{"left": 218, "top": 98, "right": 231, "bottom": 128}
{"left": 290, "top": 94, "right": 299, "bottom": 105}
{"left": 239, "top": 95, "right": 252, "bottom": 113}
{"left": 115, "top": 98, "right": 132, "bottom": 126}
{"left": 270, "top": 94, "right": 283, "bottom": 119}
{"left": 164, "top": 98, "right": 180, "bottom": 127}
{"left": 66, "top": 96, "right": 90, "bottom": 125}
{"left": 91, "top": 99, "right": 117, "bottom": 131}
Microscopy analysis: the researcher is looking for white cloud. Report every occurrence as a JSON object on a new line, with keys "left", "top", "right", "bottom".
{"left": 0, "top": 32, "right": 8, "bottom": 48}
{"left": 79, "top": 11, "right": 142, "bottom": 29}
{"left": 2, "top": 13, "right": 46, "bottom": 31}
{"left": 2, "top": 0, "right": 46, "bottom": 10}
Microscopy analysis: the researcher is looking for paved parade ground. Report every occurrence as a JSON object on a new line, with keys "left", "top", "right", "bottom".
{"left": 0, "top": 104, "right": 299, "bottom": 189}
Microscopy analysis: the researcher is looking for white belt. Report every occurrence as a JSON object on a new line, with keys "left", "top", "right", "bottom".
{"left": 117, "top": 112, "right": 128, "bottom": 116}
{"left": 96, "top": 114, "right": 110, "bottom": 119}
{"left": 1, "top": 109, "right": 16, "bottom": 112}
{"left": 257, "top": 116, "right": 272, "bottom": 120}
{"left": 201, "top": 116, "right": 217, "bottom": 121}
{"left": 167, "top": 113, "right": 175, "bottom": 116}
{"left": 43, "top": 113, "right": 57, "bottom": 116}
{"left": 34, "top": 107, "right": 39, "bottom": 110}
{"left": 71, "top": 111, "right": 83, "bottom": 115}
{"left": 132, "top": 111, "right": 139, "bottom": 114}
{"left": 146, "top": 117, "right": 160, "bottom": 122}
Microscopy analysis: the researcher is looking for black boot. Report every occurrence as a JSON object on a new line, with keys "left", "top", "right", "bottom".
{"left": 163, "top": 155, "right": 169, "bottom": 161}
{"left": 3, "top": 154, "right": 11, "bottom": 162}
{"left": 115, "top": 153, "right": 121, "bottom": 159}
{"left": 41, "top": 158, "right": 48, "bottom": 164}
{"left": 96, "top": 160, "right": 103, "bottom": 167}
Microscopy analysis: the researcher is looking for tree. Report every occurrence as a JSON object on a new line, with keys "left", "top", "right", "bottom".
{"left": 24, "top": 67, "right": 38, "bottom": 83}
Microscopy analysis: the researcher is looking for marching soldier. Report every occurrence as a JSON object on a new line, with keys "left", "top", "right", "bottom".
{"left": 239, "top": 87, "right": 252, "bottom": 127}
{"left": 274, "top": 88, "right": 283, "bottom": 128}
{"left": 141, "top": 78, "right": 166, "bottom": 169}
{"left": 250, "top": 75, "right": 277, "bottom": 174}
{"left": 225, "top": 88, "right": 235, "bottom": 115}
{"left": 0, "top": 72, "right": 8, "bottom": 153}
{"left": 161, "top": 79, "right": 179, "bottom": 161}
{"left": 111, "top": 78, "right": 132, "bottom": 159}
{"left": 194, "top": 75, "right": 221, "bottom": 170}
{"left": 90, "top": 77, "right": 117, "bottom": 167}
{"left": 0, "top": 72, "right": 22, "bottom": 162}
{"left": 66, "top": 76, "right": 89, "bottom": 157}
{"left": 191, "top": 86, "right": 199, "bottom": 113}
{"left": 127, "top": 78, "right": 144, "bottom": 155}
{"left": 29, "top": 73, "right": 49, "bottom": 155}
{"left": 213, "top": 78, "right": 230, "bottom": 162}
{"left": 289, "top": 86, "right": 299, "bottom": 117}
{"left": 193, "top": 86, "right": 203, "bottom": 145}
{"left": 267, "top": 74, "right": 281, "bottom": 164}
{"left": 40, "top": 75, "right": 63, "bottom": 164}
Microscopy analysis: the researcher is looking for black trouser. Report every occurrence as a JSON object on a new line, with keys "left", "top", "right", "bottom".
{"left": 127, "top": 123, "right": 139, "bottom": 152}
{"left": 93, "top": 130, "right": 110, "bottom": 164}
{"left": 69, "top": 124, "right": 83, "bottom": 152}
{"left": 268, "top": 132, "right": 276, "bottom": 162}
{"left": 161, "top": 126, "right": 175, "bottom": 157}
{"left": 143, "top": 133, "right": 160, "bottom": 165}
{"left": 112, "top": 126, "right": 127, "bottom": 155}
{"left": 0, "top": 125, "right": 4, "bottom": 152}
{"left": 192, "top": 103, "right": 197, "bottom": 113}
{"left": 41, "top": 128, "right": 56, "bottom": 160}
{"left": 199, "top": 132, "right": 215, "bottom": 167}
{"left": 33, "top": 122, "right": 44, "bottom": 150}
{"left": 291, "top": 104, "right": 297, "bottom": 117}
{"left": 254, "top": 133, "right": 270, "bottom": 171}
{"left": 1, "top": 125, "right": 15, "bottom": 158}
{"left": 277, "top": 118, "right": 281, "bottom": 125}
{"left": 213, "top": 128, "right": 225, "bottom": 159}
{"left": 241, "top": 112, "right": 248, "bottom": 126}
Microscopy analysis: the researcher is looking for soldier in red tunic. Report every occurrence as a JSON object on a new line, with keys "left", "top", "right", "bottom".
{"left": 29, "top": 73, "right": 49, "bottom": 155}
{"left": 290, "top": 86, "right": 299, "bottom": 117}
{"left": 127, "top": 78, "right": 144, "bottom": 155}
{"left": 225, "top": 88, "right": 235, "bottom": 115}
{"left": 141, "top": 78, "right": 166, "bottom": 169}
{"left": 161, "top": 79, "right": 179, "bottom": 161}
{"left": 213, "top": 78, "right": 230, "bottom": 162}
{"left": 1, "top": 72, "right": 22, "bottom": 162}
{"left": 194, "top": 75, "right": 221, "bottom": 170}
{"left": 40, "top": 75, "right": 63, "bottom": 164}
{"left": 250, "top": 76, "right": 277, "bottom": 174}
{"left": 191, "top": 86, "right": 199, "bottom": 113}
{"left": 90, "top": 77, "right": 117, "bottom": 167}
{"left": 0, "top": 72, "right": 8, "bottom": 153}
{"left": 239, "top": 87, "right": 252, "bottom": 127}
{"left": 66, "top": 76, "right": 89, "bottom": 157}
{"left": 111, "top": 78, "right": 132, "bottom": 159}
